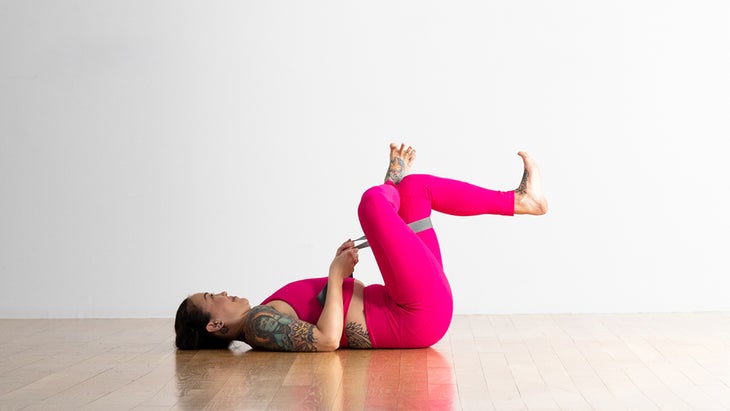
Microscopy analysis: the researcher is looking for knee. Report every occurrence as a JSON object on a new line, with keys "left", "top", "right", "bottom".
{"left": 358, "top": 185, "right": 385, "bottom": 212}
{"left": 397, "top": 174, "right": 429, "bottom": 196}
{"left": 398, "top": 174, "right": 416, "bottom": 187}
{"left": 399, "top": 174, "right": 423, "bottom": 185}
{"left": 358, "top": 185, "right": 398, "bottom": 216}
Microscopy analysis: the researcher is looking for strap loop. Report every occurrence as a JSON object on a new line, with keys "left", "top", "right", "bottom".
{"left": 353, "top": 216, "right": 432, "bottom": 250}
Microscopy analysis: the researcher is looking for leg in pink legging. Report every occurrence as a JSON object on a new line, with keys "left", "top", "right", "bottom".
{"left": 358, "top": 174, "right": 514, "bottom": 348}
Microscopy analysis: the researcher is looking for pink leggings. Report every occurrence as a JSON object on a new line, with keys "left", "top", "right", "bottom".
{"left": 358, "top": 174, "right": 514, "bottom": 348}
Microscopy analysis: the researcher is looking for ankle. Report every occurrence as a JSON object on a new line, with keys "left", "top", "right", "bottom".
{"left": 514, "top": 192, "right": 548, "bottom": 215}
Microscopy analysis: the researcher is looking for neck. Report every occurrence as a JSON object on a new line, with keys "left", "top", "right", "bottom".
{"left": 227, "top": 310, "right": 250, "bottom": 342}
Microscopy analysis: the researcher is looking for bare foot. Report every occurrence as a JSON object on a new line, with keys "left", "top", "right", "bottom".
{"left": 384, "top": 143, "right": 416, "bottom": 184}
{"left": 514, "top": 151, "right": 548, "bottom": 215}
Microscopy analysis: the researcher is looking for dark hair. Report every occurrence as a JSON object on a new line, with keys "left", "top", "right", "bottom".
{"left": 174, "top": 297, "right": 232, "bottom": 350}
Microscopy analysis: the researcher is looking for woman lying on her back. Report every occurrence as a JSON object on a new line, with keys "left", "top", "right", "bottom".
{"left": 174, "top": 143, "right": 547, "bottom": 351}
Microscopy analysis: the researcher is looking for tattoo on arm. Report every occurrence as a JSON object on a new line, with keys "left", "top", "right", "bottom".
{"left": 243, "top": 306, "right": 318, "bottom": 351}
{"left": 345, "top": 322, "right": 373, "bottom": 349}
{"left": 516, "top": 169, "right": 529, "bottom": 194}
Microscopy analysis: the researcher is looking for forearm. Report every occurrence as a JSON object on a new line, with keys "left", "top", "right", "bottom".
{"left": 315, "top": 272, "right": 345, "bottom": 350}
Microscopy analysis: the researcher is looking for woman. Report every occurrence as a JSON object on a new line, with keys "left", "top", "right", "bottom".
{"left": 175, "top": 143, "right": 547, "bottom": 351}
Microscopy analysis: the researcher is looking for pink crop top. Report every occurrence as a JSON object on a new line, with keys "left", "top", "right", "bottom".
{"left": 260, "top": 277, "right": 355, "bottom": 348}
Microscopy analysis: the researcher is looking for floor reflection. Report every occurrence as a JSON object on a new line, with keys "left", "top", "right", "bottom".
{"left": 174, "top": 344, "right": 456, "bottom": 409}
{"left": 337, "top": 347, "right": 456, "bottom": 410}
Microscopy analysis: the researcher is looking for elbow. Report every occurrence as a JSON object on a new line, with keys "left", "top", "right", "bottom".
{"left": 319, "top": 337, "right": 340, "bottom": 352}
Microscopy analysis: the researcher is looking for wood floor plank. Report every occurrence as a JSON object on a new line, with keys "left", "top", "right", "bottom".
{"left": 1, "top": 313, "right": 729, "bottom": 410}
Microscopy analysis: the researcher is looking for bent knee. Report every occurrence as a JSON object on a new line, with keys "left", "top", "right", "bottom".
{"left": 358, "top": 185, "right": 398, "bottom": 215}
{"left": 359, "top": 185, "right": 385, "bottom": 204}
{"left": 396, "top": 174, "right": 431, "bottom": 198}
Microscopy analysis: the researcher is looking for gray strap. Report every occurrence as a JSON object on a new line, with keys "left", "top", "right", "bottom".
{"left": 354, "top": 216, "right": 432, "bottom": 249}
{"left": 407, "top": 216, "right": 433, "bottom": 233}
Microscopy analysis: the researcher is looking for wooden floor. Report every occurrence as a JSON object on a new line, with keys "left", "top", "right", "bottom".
{"left": 1, "top": 313, "right": 730, "bottom": 410}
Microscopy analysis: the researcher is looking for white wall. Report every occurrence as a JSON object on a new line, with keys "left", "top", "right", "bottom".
{"left": 1, "top": 1, "right": 728, "bottom": 318}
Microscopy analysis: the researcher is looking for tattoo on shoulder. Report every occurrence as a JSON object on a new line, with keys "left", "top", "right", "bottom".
{"left": 345, "top": 322, "right": 373, "bottom": 349}
{"left": 243, "top": 306, "right": 317, "bottom": 352}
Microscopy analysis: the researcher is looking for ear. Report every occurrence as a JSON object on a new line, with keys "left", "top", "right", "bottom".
{"left": 206, "top": 320, "right": 224, "bottom": 333}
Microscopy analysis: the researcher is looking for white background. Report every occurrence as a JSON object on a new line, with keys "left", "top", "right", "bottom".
{"left": 1, "top": 1, "right": 728, "bottom": 318}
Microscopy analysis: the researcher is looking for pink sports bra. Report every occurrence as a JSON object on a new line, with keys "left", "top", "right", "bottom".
{"left": 260, "top": 277, "right": 355, "bottom": 348}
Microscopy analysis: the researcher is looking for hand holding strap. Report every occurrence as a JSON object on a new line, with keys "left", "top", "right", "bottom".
{"left": 316, "top": 217, "right": 433, "bottom": 306}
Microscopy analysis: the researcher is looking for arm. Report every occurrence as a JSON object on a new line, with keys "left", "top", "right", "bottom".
{"left": 315, "top": 239, "right": 358, "bottom": 348}
{"left": 243, "top": 240, "right": 359, "bottom": 352}
{"left": 243, "top": 305, "right": 320, "bottom": 351}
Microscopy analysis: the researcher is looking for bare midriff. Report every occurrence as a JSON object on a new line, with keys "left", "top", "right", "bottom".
{"left": 346, "top": 279, "right": 369, "bottom": 337}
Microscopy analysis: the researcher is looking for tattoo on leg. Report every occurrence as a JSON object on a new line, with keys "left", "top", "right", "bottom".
{"left": 345, "top": 322, "right": 373, "bottom": 349}
{"left": 243, "top": 306, "right": 318, "bottom": 351}
{"left": 516, "top": 169, "right": 529, "bottom": 194}
{"left": 385, "top": 157, "right": 406, "bottom": 184}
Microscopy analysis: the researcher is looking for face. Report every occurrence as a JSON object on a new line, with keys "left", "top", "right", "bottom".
{"left": 190, "top": 291, "right": 251, "bottom": 326}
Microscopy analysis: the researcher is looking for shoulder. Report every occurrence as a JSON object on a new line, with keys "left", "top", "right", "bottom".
{"left": 244, "top": 305, "right": 290, "bottom": 328}
{"left": 264, "top": 300, "right": 298, "bottom": 318}
{"left": 248, "top": 304, "right": 280, "bottom": 316}
{"left": 242, "top": 305, "right": 318, "bottom": 352}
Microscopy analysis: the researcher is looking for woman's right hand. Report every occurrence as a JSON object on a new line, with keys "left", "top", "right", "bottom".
{"left": 329, "top": 240, "right": 358, "bottom": 280}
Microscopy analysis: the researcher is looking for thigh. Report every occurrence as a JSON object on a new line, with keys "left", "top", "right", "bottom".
{"left": 358, "top": 182, "right": 447, "bottom": 307}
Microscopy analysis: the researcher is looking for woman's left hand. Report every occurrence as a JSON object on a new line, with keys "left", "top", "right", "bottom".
{"left": 335, "top": 240, "right": 355, "bottom": 257}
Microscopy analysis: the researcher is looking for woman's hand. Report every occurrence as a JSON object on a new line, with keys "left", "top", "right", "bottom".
{"left": 313, "top": 240, "right": 358, "bottom": 351}
{"left": 330, "top": 240, "right": 359, "bottom": 280}
{"left": 335, "top": 239, "right": 355, "bottom": 257}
